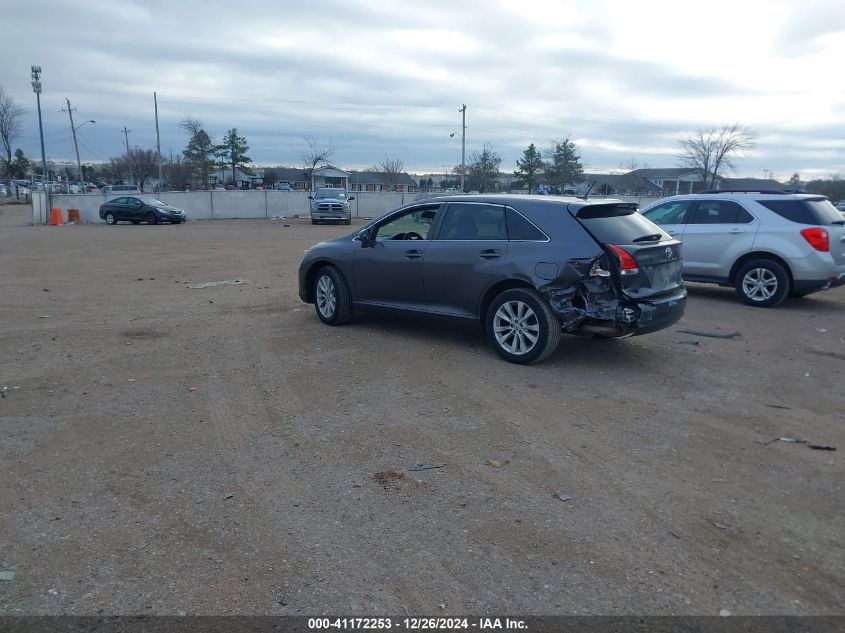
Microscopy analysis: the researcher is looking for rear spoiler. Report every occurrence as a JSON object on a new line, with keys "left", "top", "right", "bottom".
{"left": 567, "top": 201, "right": 639, "bottom": 219}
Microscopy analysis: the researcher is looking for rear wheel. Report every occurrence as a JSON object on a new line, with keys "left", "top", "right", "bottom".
{"left": 104, "top": 212, "right": 117, "bottom": 225}
{"left": 145, "top": 211, "right": 158, "bottom": 225}
{"left": 313, "top": 266, "right": 353, "bottom": 325}
{"left": 311, "top": 219, "right": 318, "bottom": 225}
{"left": 734, "top": 259, "right": 789, "bottom": 307}
{"left": 345, "top": 218, "right": 351, "bottom": 225}
{"left": 485, "top": 288, "right": 560, "bottom": 364}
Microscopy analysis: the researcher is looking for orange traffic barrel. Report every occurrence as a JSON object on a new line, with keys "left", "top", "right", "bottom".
{"left": 67, "top": 208, "right": 80, "bottom": 224}
{"left": 48, "top": 208, "right": 62, "bottom": 225}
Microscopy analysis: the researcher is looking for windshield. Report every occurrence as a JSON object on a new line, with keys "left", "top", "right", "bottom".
{"left": 315, "top": 189, "right": 345, "bottom": 199}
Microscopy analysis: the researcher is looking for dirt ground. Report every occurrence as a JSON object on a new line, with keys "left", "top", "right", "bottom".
{"left": 1, "top": 204, "right": 843, "bottom": 616}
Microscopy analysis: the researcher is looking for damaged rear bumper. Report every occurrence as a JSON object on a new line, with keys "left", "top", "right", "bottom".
{"left": 543, "top": 278, "right": 687, "bottom": 337}
{"left": 624, "top": 287, "right": 687, "bottom": 335}
{"left": 575, "top": 287, "right": 687, "bottom": 337}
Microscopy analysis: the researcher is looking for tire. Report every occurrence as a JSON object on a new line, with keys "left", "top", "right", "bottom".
{"left": 311, "top": 219, "right": 318, "bottom": 225}
{"left": 485, "top": 288, "right": 561, "bottom": 364}
{"left": 789, "top": 290, "right": 812, "bottom": 298}
{"left": 145, "top": 211, "right": 158, "bottom": 225}
{"left": 104, "top": 212, "right": 117, "bottom": 225}
{"left": 345, "top": 218, "right": 351, "bottom": 225}
{"left": 734, "top": 259, "right": 790, "bottom": 307}
{"left": 131, "top": 220, "right": 140, "bottom": 225}
{"left": 313, "top": 266, "right": 353, "bottom": 326}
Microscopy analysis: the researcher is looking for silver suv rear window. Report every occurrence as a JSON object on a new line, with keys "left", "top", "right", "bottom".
{"left": 757, "top": 199, "right": 844, "bottom": 225}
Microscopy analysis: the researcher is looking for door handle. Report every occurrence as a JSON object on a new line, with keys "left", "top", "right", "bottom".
{"left": 405, "top": 249, "right": 423, "bottom": 259}
{"left": 666, "top": 230, "right": 677, "bottom": 236}
{"left": 480, "top": 249, "right": 502, "bottom": 259}
{"left": 729, "top": 228, "right": 745, "bottom": 234}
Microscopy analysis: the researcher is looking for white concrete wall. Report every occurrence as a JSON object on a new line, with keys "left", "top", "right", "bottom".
{"left": 32, "top": 190, "right": 665, "bottom": 224}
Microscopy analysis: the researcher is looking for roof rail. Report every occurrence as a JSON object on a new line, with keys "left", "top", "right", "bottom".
{"left": 700, "top": 189, "right": 789, "bottom": 195}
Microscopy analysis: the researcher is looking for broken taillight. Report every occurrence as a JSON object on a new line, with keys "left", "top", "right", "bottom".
{"left": 800, "top": 228, "right": 829, "bottom": 252}
{"left": 608, "top": 244, "right": 639, "bottom": 275}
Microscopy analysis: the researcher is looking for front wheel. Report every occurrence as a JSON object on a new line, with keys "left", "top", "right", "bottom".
{"left": 344, "top": 218, "right": 351, "bottom": 225}
{"left": 734, "top": 259, "right": 789, "bottom": 307}
{"left": 104, "top": 212, "right": 117, "bottom": 225}
{"left": 485, "top": 288, "right": 561, "bottom": 364}
{"left": 313, "top": 266, "right": 353, "bottom": 325}
{"left": 145, "top": 211, "right": 158, "bottom": 225}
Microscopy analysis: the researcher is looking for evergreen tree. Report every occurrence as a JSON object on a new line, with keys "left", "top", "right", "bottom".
{"left": 543, "top": 137, "right": 584, "bottom": 192}
{"left": 514, "top": 143, "right": 544, "bottom": 193}
{"left": 218, "top": 128, "right": 253, "bottom": 186}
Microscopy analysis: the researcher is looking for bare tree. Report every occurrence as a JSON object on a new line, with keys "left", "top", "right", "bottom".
{"left": 301, "top": 137, "right": 335, "bottom": 190}
{"left": 128, "top": 148, "right": 158, "bottom": 191}
{"left": 467, "top": 143, "right": 502, "bottom": 193}
{"left": 678, "top": 123, "right": 756, "bottom": 189}
{"left": 373, "top": 155, "right": 404, "bottom": 190}
{"left": 0, "top": 86, "right": 26, "bottom": 194}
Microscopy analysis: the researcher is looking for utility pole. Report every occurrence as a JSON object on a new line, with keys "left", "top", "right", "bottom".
{"left": 122, "top": 126, "right": 133, "bottom": 183}
{"left": 154, "top": 92, "right": 163, "bottom": 191}
{"left": 31, "top": 66, "right": 49, "bottom": 195}
{"left": 459, "top": 104, "right": 466, "bottom": 193}
{"left": 61, "top": 98, "right": 84, "bottom": 187}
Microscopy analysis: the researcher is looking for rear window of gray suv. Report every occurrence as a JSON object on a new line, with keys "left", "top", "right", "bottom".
{"left": 757, "top": 199, "right": 845, "bottom": 225}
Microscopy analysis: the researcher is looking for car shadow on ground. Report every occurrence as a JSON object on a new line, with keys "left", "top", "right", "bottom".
{"left": 684, "top": 282, "right": 844, "bottom": 313}
{"left": 344, "top": 310, "right": 659, "bottom": 369}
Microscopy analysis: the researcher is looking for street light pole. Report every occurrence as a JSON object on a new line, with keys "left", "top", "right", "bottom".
{"left": 122, "top": 126, "right": 133, "bottom": 183}
{"left": 459, "top": 104, "right": 466, "bottom": 193}
{"left": 31, "top": 66, "right": 48, "bottom": 193}
{"left": 62, "top": 98, "right": 85, "bottom": 187}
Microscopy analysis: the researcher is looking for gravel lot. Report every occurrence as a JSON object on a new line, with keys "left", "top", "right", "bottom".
{"left": 1, "top": 204, "right": 843, "bottom": 616}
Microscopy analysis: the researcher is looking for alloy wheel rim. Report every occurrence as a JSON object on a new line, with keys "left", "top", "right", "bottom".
{"left": 742, "top": 268, "right": 778, "bottom": 301}
{"left": 316, "top": 276, "right": 337, "bottom": 318}
{"left": 493, "top": 300, "right": 540, "bottom": 355}
{"left": 106, "top": 214, "right": 114, "bottom": 224}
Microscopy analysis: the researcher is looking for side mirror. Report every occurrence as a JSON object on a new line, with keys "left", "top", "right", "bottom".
{"left": 348, "top": 196, "right": 355, "bottom": 201}
{"left": 355, "top": 229, "right": 372, "bottom": 247}
{"left": 308, "top": 195, "right": 314, "bottom": 200}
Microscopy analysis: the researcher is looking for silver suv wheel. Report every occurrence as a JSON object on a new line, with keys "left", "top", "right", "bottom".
{"left": 741, "top": 267, "right": 778, "bottom": 301}
{"left": 734, "top": 259, "right": 789, "bottom": 308}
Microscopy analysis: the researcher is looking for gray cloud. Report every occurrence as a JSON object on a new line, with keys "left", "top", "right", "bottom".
{"left": 1, "top": 0, "right": 843, "bottom": 179}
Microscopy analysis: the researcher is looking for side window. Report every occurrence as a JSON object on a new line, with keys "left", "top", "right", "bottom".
{"left": 437, "top": 203, "right": 506, "bottom": 240}
{"left": 506, "top": 208, "right": 546, "bottom": 240}
{"left": 642, "top": 200, "right": 690, "bottom": 225}
{"left": 113, "top": 197, "right": 128, "bottom": 204}
{"left": 373, "top": 206, "right": 439, "bottom": 242}
{"left": 689, "top": 200, "right": 750, "bottom": 224}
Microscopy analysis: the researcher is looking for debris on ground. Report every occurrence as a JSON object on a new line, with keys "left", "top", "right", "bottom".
{"left": 677, "top": 329, "right": 741, "bottom": 340}
{"left": 554, "top": 493, "right": 573, "bottom": 502}
{"left": 408, "top": 463, "right": 445, "bottom": 471}
{"left": 0, "top": 570, "right": 16, "bottom": 581}
{"left": 764, "top": 404, "right": 791, "bottom": 410}
{"left": 37, "top": 315, "right": 50, "bottom": 319}
{"left": 187, "top": 280, "right": 249, "bottom": 289}
{"left": 757, "top": 436, "right": 836, "bottom": 450}
{"left": 669, "top": 530, "right": 681, "bottom": 539}
{"left": 713, "top": 521, "right": 730, "bottom": 530}
{"left": 719, "top": 609, "right": 732, "bottom": 617}
{"left": 677, "top": 340, "right": 700, "bottom": 346}
{"left": 486, "top": 459, "right": 506, "bottom": 468}
{"left": 224, "top": 492, "right": 235, "bottom": 499}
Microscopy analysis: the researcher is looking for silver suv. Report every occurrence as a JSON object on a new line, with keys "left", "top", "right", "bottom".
{"left": 641, "top": 191, "right": 845, "bottom": 307}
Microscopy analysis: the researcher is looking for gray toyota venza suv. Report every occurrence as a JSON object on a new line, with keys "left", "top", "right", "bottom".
{"left": 298, "top": 195, "right": 687, "bottom": 364}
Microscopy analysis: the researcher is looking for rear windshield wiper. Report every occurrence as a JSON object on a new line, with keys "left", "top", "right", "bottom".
{"left": 631, "top": 233, "right": 663, "bottom": 243}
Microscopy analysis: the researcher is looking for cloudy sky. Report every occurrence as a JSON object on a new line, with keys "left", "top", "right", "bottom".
{"left": 3, "top": 0, "right": 845, "bottom": 179}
